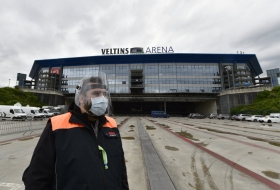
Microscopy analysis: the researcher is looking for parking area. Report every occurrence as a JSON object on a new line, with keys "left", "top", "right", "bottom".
{"left": 0, "top": 116, "right": 279, "bottom": 190}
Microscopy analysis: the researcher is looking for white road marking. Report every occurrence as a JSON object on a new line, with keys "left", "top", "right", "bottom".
{"left": 0, "top": 182, "right": 22, "bottom": 190}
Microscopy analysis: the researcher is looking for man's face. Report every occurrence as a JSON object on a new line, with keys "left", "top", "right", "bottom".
{"left": 79, "top": 85, "right": 108, "bottom": 113}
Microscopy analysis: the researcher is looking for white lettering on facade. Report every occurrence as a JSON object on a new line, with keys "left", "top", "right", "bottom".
{"left": 145, "top": 46, "right": 174, "bottom": 54}
{"left": 101, "top": 46, "right": 174, "bottom": 55}
{"left": 101, "top": 48, "right": 129, "bottom": 55}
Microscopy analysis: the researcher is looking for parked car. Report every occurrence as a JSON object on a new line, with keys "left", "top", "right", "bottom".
{"left": 218, "top": 114, "right": 230, "bottom": 119}
{"left": 269, "top": 113, "right": 280, "bottom": 117}
{"left": 245, "top": 115, "right": 263, "bottom": 122}
{"left": 191, "top": 113, "right": 205, "bottom": 119}
{"left": 262, "top": 115, "right": 280, "bottom": 123}
{"left": 258, "top": 115, "right": 269, "bottom": 123}
{"left": 188, "top": 113, "right": 195, "bottom": 118}
{"left": 209, "top": 113, "right": 218, "bottom": 119}
{"left": 229, "top": 115, "right": 237, "bottom": 120}
{"left": 235, "top": 114, "right": 251, "bottom": 121}
{"left": 151, "top": 110, "right": 170, "bottom": 118}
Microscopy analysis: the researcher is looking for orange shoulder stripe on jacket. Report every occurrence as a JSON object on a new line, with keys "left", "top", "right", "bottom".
{"left": 104, "top": 116, "right": 117, "bottom": 128}
{"left": 51, "top": 112, "right": 84, "bottom": 131}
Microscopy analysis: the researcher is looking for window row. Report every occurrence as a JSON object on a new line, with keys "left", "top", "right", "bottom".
{"left": 145, "top": 78, "right": 221, "bottom": 84}
{"left": 144, "top": 87, "right": 222, "bottom": 93}
{"left": 60, "top": 86, "right": 222, "bottom": 94}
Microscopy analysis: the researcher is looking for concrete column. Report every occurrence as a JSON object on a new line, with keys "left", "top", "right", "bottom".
{"left": 227, "top": 94, "right": 231, "bottom": 114}
{"left": 219, "top": 62, "right": 224, "bottom": 90}
{"left": 59, "top": 65, "right": 63, "bottom": 91}
{"left": 233, "top": 62, "right": 236, "bottom": 88}
{"left": 227, "top": 69, "right": 230, "bottom": 89}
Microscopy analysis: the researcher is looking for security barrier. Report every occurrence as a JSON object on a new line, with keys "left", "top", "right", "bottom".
{"left": 0, "top": 120, "right": 47, "bottom": 136}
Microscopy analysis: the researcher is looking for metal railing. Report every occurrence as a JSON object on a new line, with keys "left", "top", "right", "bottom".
{"left": 0, "top": 120, "right": 47, "bottom": 136}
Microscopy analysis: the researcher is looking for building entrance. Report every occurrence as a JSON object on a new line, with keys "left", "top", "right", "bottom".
{"left": 112, "top": 101, "right": 197, "bottom": 116}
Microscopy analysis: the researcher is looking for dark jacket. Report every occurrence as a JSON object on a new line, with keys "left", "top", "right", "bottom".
{"left": 22, "top": 104, "right": 129, "bottom": 190}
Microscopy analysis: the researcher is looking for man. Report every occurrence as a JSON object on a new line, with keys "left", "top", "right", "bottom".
{"left": 23, "top": 71, "right": 129, "bottom": 190}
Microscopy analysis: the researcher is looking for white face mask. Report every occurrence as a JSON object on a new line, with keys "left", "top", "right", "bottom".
{"left": 89, "top": 96, "right": 108, "bottom": 116}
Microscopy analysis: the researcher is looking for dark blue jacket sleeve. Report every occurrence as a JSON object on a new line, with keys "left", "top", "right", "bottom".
{"left": 121, "top": 154, "right": 129, "bottom": 190}
{"left": 119, "top": 133, "right": 129, "bottom": 190}
{"left": 22, "top": 120, "right": 56, "bottom": 190}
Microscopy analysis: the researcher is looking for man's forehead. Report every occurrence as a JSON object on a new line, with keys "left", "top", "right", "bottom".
{"left": 87, "top": 88, "right": 107, "bottom": 92}
{"left": 84, "top": 83, "right": 106, "bottom": 90}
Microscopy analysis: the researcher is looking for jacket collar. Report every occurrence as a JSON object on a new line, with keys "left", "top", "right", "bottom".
{"left": 68, "top": 102, "right": 108, "bottom": 129}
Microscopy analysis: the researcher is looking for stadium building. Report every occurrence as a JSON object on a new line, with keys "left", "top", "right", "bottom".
{"left": 28, "top": 49, "right": 263, "bottom": 116}
{"left": 266, "top": 68, "right": 280, "bottom": 87}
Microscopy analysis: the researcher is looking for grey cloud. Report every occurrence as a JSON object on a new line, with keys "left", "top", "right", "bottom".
{"left": 233, "top": 21, "right": 280, "bottom": 51}
{"left": 1, "top": 0, "right": 280, "bottom": 87}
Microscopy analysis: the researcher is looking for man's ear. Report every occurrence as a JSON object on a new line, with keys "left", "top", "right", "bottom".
{"left": 79, "top": 94, "right": 85, "bottom": 105}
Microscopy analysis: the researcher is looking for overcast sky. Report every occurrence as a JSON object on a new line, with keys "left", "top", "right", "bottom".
{"left": 0, "top": 0, "right": 279, "bottom": 87}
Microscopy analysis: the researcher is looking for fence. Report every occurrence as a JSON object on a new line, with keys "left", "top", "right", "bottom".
{"left": 0, "top": 120, "right": 47, "bottom": 136}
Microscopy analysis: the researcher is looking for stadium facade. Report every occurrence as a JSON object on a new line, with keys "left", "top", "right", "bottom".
{"left": 28, "top": 50, "right": 263, "bottom": 116}
{"left": 266, "top": 68, "right": 280, "bottom": 87}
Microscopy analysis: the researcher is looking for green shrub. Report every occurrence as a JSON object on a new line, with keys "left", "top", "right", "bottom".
{"left": 0, "top": 87, "right": 43, "bottom": 107}
{"left": 231, "top": 86, "right": 280, "bottom": 115}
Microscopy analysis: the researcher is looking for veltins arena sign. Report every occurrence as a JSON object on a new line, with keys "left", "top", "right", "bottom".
{"left": 101, "top": 46, "right": 174, "bottom": 55}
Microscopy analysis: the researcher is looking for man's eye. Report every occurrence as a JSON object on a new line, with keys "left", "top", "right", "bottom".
{"left": 93, "top": 92, "right": 100, "bottom": 96}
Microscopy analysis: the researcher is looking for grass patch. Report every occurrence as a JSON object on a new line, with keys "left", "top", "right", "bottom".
{"left": 223, "top": 124, "right": 238, "bottom": 127}
{"left": 198, "top": 127, "right": 240, "bottom": 136}
{"left": 0, "top": 142, "right": 12, "bottom": 146}
{"left": 161, "top": 124, "right": 170, "bottom": 129}
{"left": 176, "top": 129, "right": 199, "bottom": 141}
{"left": 121, "top": 137, "right": 135, "bottom": 140}
{"left": 269, "top": 142, "right": 280, "bottom": 147}
{"left": 262, "top": 171, "right": 280, "bottom": 179}
{"left": 128, "top": 130, "right": 134, "bottom": 132}
{"left": 248, "top": 137, "right": 280, "bottom": 147}
{"left": 130, "top": 125, "right": 135, "bottom": 128}
{"left": 146, "top": 125, "right": 156, "bottom": 130}
{"left": 18, "top": 137, "right": 34, "bottom": 141}
{"left": 197, "top": 142, "right": 208, "bottom": 147}
{"left": 165, "top": 145, "right": 179, "bottom": 151}
{"left": 247, "top": 137, "right": 265, "bottom": 142}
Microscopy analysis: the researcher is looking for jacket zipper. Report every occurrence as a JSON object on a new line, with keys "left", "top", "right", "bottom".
{"left": 91, "top": 122, "right": 107, "bottom": 190}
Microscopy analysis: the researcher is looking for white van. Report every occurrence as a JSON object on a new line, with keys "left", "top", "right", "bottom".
{"left": 21, "top": 106, "right": 45, "bottom": 120}
{"left": 41, "top": 109, "right": 55, "bottom": 118}
{"left": 0, "top": 105, "right": 27, "bottom": 121}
